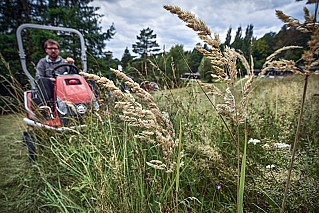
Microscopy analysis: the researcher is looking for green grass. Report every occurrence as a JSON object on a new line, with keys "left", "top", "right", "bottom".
{"left": 0, "top": 114, "right": 31, "bottom": 212}
{"left": 1, "top": 75, "right": 319, "bottom": 212}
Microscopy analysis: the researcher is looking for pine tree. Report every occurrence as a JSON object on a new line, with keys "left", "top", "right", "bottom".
{"left": 242, "top": 24, "right": 254, "bottom": 71}
{"left": 132, "top": 27, "right": 160, "bottom": 76}
{"left": 231, "top": 26, "right": 243, "bottom": 50}
{"left": 225, "top": 27, "right": 232, "bottom": 47}
{"left": 132, "top": 27, "right": 160, "bottom": 58}
{"left": 0, "top": 0, "right": 34, "bottom": 84}
{"left": 242, "top": 24, "right": 254, "bottom": 60}
{"left": 121, "top": 47, "right": 135, "bottom": 71}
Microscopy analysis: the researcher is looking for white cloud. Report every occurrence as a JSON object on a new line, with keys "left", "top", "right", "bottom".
{"left": 90, "top": 0, "right": 311, "bottom": 59}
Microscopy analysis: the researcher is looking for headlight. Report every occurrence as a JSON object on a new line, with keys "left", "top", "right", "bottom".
{"left": 56, "top": 97, "right": 68, "bottom": 115}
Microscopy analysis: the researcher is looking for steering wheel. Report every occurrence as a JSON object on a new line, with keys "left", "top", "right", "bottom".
{"left": 51, "top": 64, "right": 79, "bottom": 78}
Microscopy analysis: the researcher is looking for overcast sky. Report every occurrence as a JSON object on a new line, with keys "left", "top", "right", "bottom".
{"left": 89, "top": 0, "right": 310, "bottom": 59}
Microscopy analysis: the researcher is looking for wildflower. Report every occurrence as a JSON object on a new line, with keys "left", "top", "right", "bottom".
{"left": 216, "top": 185, "right": 222, "bottom": 190}
{"left": 274, "top": 143, "right": 290, "bottom": 149}
{"left": 248, "top": 138, "right": 261, "bottom": 145}
{"left": 266, "top": 164, "right": 275, "bottom": 169}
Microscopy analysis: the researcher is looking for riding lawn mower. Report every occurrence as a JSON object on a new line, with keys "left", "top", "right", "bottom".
{"left": 17, "top": 24, "right": 99, "bottom": 160}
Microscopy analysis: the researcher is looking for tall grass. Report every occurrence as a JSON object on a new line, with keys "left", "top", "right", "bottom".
{"left": 1, "top": 58, "right": 319, "bottom": 212}
{"left": 164, "top": 3, "right": 319, "bottom": 212}
{"left": 1, "top": 3, "right": 319, "bottom": 213}
{"left": 275, "top": 6, "right": 319, "bottom": 211}
{"left": 163, "top": 5, "right": 257, "bottom": 212}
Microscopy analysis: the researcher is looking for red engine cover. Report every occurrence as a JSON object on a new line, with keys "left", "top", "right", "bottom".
{"left": 55, "top": 75, "right": 95, "bottom": 103}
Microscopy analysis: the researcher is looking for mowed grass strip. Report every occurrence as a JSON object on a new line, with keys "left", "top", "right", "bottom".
{"left": 0, "top": 114, "right": 30, "bottom": 212}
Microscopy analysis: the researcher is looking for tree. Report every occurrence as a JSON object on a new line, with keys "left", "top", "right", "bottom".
{"left": 231, "top": 26, "right": 243, "bottom": 50}
{"left": 0, "top": 0, "right": 115, "bottom": 94}
{"left": 148, "top": 44, "right": 188, "bottom": 88}
{"left": 242, "top": 24, "right": 254, "bottom": 59}
{"left": 198, "top": 56, "right": 213, "bottom": 82}
{"left": 225, "top": 27, "right": 232, "bottom": 47}
{"left": 121, "top": 47, "right": 135, "bottom": 71}
{"left": 187, "top": 44, "right": 203, "bottom": 73}
{"left": 166, "top": 44, "right": 188, "bottom": 84}
{"left": 0, "top": 0, "right": 36, "bottom": 90}
{"left": 132, "top": 27, "right": 160, "bottom": 58}
{"left": 274, "top": 26, "right": 311, "bottom": 61}
{"left": 252, "top": 32, "right": 276, "bottom": 68}
{"left": 38, "top": 0, "right": 116, "bottom": 59}
{"left": 230, "top": 25, "right": 254, "bottom": 75}
{"left": 132, "top": 27, "right": 160, "bottom": 76}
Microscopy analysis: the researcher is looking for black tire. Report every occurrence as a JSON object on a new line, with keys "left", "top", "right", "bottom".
{"left": 23, "top": 131, "right": 37, "bottom": 161}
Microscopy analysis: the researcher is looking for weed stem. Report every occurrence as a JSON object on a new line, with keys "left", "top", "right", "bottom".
{"left": 280, "top": 74, "right": 309, "bottom": 213}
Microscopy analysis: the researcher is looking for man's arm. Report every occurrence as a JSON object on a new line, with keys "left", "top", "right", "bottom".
{"left": 35, "top": 58, "right": 46, "bottom": 80}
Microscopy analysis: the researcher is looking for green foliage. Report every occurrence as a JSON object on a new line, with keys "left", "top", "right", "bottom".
{"left": 1, "top": 75, "right": 319, "bottom": 212}
{"left": 230, "top": 25, "right": 254, "bottom": 75}
{"left": 131, "top": 27, "right": 160, "bottom": 77}
{"left": 252, "top": 32, "right": 276, "bottom": 68}
{"left": 198, "top": 56, "right": 214, "bottom": 82}
{"left": 252, "top": 27, "right": 310, "bottom": 69}
{"left": 231, "top": 26, "right": 243, "bottom": 51}
{"left": 186, "top": 45, "right": 203, "bottom": 73}
{"left": 127, "top": 43, "right": 191, "bottom": 87}
{"left": 150, "top": 44, "right": 189, "bottom": 88}
{"left": 132, "top": 27, "right": 160, "bottom": 58}
{"left": 121, "top": 47, "right": 135, "bottom": 71}
{"left": 0, "top": 0, "right": 115, "bottom": 95}
{"left": 224, "top": 27, "right": 232, "bottom": 47}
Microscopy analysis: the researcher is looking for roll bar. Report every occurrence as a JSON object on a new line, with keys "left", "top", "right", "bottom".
{"left": 16, "top": 23, "right": 87, "bottom": 89}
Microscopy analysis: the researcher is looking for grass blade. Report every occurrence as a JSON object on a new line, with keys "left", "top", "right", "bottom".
{"left": 238, "top": 128, "right": 248, "bottom": 213}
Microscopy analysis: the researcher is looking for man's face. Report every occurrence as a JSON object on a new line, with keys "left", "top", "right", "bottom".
{"left": 45, "top": 44, "right": 60, "bottom": 60}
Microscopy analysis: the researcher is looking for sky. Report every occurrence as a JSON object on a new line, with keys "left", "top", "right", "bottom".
{"left": 89, "top": 0, "right": 311, "bottom": 59}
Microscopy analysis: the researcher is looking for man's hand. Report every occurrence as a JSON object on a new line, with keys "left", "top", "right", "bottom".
{"left": 66, "top": 57, "right": 75, "bottom": 64}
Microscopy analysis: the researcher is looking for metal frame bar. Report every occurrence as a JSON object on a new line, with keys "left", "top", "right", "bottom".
{"left": 16, "top": 23, "right": 88, "bottom": 89}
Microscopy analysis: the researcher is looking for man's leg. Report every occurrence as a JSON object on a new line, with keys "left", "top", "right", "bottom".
{"left": 36, "top": 78, "right": 54, "bottom": 105}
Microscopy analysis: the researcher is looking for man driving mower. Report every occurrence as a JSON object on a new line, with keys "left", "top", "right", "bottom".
{"left": 18, "top": 24, "right": 101, "bottom": 160}
{"left": 36, "top": 39, "right": 75, "bottom": 105}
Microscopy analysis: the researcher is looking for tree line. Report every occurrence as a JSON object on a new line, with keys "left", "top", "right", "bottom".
{"left": 125, "top": 24, "right": 310, "bottom": 85}
{"left": 0, "top": 0, "right": 311, "bottom": 96}
{"left": 0, "top": 0, "right": 115, "bottom": 95}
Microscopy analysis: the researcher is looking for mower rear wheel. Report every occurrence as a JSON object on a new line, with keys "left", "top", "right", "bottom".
{"left": 23, "top": 131, "right": 37, "bottom": 161}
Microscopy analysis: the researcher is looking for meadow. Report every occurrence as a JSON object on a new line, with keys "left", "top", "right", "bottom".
{"left": 0, "top": 73, "right": 318, "bottom": 212}
{"left": 1, "top": 3, "right": 319, "bottom": 213}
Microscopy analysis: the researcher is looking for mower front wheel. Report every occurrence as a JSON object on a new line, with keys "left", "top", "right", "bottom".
{"left": 23, "top": 131, "right": 37, "bottom": 161}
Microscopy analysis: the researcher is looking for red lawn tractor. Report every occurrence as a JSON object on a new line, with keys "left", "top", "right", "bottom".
{"left": 17, "top": 24, "right": 99, "bottom": 160}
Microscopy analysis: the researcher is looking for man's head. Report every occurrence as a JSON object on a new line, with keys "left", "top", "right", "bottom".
{"left": 44, "top": 39, "right": 60, "bottom": 61}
